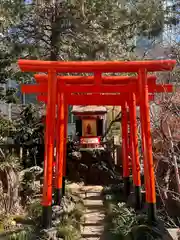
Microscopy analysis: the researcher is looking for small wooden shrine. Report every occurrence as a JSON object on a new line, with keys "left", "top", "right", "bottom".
{"left": 72, "top": 105, "right": 107, "bottom": 148}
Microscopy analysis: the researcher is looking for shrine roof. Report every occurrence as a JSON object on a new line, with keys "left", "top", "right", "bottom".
{"left": 72, "top": 106, "right": 107, "bottom": 114}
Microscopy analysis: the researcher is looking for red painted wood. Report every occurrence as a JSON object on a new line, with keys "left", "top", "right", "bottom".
{"left": 63, "top": 104, "right": 68, "bottom": 179}
{"left": 36, "top": 94, "right": 155, "bottom": 105}
{"left": 122, "top": 102, "right": 129, "bottom": 177}
{"left": 21, "top": 83, "right": 173, "bottom": 94}
{"left": 138, "top": 69, "right": 156, "bottom": 204}
{"left": 42, "top": 70, "right": 57, "bottom": 207}
{"left": 55, "top": 93, "right": 65, "bottom": 189}
{"left": 18, "top": 59, "right": 176, "bottom": 72}
{"left": 129, "top": 93, "right": 141, "bottom": 187}
{"left": 34, "top": 74, "right": 157, "bottom": 85}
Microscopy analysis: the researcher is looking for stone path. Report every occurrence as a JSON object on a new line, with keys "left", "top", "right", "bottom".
{"left": 65, "top": 184, "right": 180, "bottom": 240}
{"left": 68, "top": 184, "right": 106, "bottom": 240}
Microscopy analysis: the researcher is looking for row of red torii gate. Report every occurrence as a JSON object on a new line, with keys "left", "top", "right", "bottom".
{"left": 18, "top": 59, "right": 176, "bottom": 229}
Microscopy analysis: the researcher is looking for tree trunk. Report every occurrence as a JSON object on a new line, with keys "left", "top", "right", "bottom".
{"left": 50, "top": 1, "right": 59, "bottom": 61}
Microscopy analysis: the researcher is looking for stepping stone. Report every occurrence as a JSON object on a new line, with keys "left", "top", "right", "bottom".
{"left": 84, "top": 199, "right": 104, "bottom": 207}
{"left": 85, "top": 192, "right": 102, "bottom": 198}
{"left": 80, "top": 186, "right": 103, "bottom": 192}
{"left": 81, "top": 237, "right": 103, "bottom": 240}
{"left": 80, "top": 185, "right": 106, "bottom": 240}
{"left": 84, "top": 211, "right": 105, "bottom": 224}
{"left": 167, "top": 228, "right": 180, "bottom": 240}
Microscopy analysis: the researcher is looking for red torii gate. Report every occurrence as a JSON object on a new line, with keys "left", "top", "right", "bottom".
{"left": 29, "top": 74, "right": 172, "bottom": 208}
{"left": 18, "top": 59, "right": 176, "bottom": 229}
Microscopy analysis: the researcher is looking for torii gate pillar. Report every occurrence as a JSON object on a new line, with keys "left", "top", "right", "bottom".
{"left": 42, "top": 70, "right": 57, "bottom": 228}
{"left": 138, "top": 69, "right": 157, "bottom": 224}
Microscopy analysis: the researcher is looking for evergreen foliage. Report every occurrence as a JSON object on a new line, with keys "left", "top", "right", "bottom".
{"left": 4, "top": 0, "right": 167, "bottom": 61}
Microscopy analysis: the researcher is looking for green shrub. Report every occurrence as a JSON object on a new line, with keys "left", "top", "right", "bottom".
{"left": 103, "top": 186, "right": 163, "bottom": 240}
{"left": 27, "top": 200, "right": 42, "bottom": 221}
{"left": 57, "top": 223, "right": 81, "bottom": 240}
{"left": 56, "top": 191, "right": 85, "bottom": 240}
{"left": 109, "top": 203, "right": 137, "bottom": 238}
{"left": 1, "top": 184, "right": 84, "bottom": 240}
{"left": 8, "top": 226, "right": 35, "bottom": 240}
